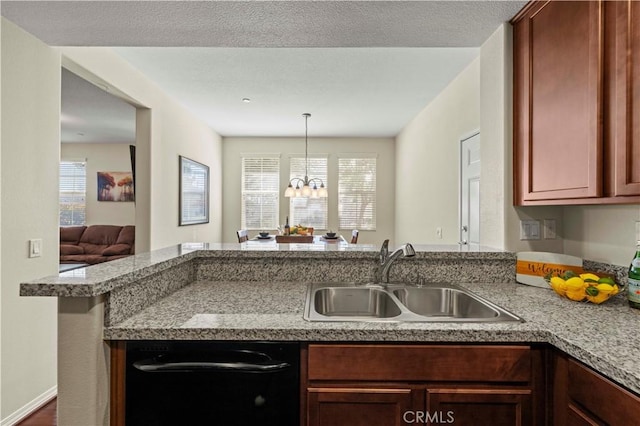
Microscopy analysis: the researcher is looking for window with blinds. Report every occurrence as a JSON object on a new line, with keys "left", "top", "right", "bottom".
{"left": 241, "top": 156, "right": 280, "bottom": 230}
{"left": 60, "top": 161, "right": 87, "bottom": 226}
{"left": 338, "top": 157, "right": 377, "bottom": 230}
{"left": 290, "top": 157, "right": 328, "bottom": 229}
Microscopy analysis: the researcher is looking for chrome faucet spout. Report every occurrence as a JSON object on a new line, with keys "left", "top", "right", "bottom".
{"left": 377, "top": 241, "right": 416, "bottom": 284}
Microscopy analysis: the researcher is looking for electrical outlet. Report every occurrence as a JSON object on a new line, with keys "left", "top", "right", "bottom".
{"left": 520, "top": 220, "right": 541, "bottom": 240}
{"left": 436, "top": 227, "right": 442, "bottom": 239}
{"left": 543, "top": 219, "right": 557, "bottom": 239}
{"left": 29, "top": 239, "right": 42, "bottom": 258}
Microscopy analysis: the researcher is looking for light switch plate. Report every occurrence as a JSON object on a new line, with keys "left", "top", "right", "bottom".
{"left": 29, "top": 239, "right": 42, "bottom": 258}
{"left": 520, "top": 220, "right": 541, "bottom": 240}
{"left": 543, "top": 219, "right": 557, "bottom": 239}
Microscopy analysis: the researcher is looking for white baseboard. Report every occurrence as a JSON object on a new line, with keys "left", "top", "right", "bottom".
{"left": 1, "top": 385, "right": 57, "bottom": 426}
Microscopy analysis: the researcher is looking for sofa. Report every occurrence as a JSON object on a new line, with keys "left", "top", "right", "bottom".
{"left": 60, "top": 225, "right": 135, "bottom": 265}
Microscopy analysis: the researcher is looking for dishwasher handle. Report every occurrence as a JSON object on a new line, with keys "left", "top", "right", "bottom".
{"left": 133, "top": 359, "right": 291, "bottom": 373}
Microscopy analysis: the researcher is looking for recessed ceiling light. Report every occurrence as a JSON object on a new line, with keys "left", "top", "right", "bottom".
{"left": 242, "top": 98, "right": 251, "bottom": 103}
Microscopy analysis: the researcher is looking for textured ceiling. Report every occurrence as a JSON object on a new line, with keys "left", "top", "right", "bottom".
{"left": 2, "top": 1, "right": 527, "bottom": 48}
{"left": 2, "top": 1, "right": 526, "bottom": 139}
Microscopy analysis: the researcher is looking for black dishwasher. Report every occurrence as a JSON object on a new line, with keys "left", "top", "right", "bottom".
{"left": 125, "top": 341, "right": 300, "bottom": 426}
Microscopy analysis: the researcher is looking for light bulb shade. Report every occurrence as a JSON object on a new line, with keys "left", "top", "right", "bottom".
{"left": 311, "top": 188, "right": 319, "bottom": 198}
{"left": 301, "top": 184, "right": 312, "bottom": 197}
{"left": 295, "top": 187, "right": 302, "bottom": 197}
{"left": 284, "top": 185, "right": 295, "bottom": 197}
{"left": 318, "top": 186, "right": 328, "bottom": 197}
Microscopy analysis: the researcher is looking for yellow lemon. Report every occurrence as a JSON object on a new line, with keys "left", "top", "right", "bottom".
{"left": 596, "top": 283, "right": 614, "bottom": 293}
{"left": 611, "top": 284, "right": 619, "bottom": 295}
{"left": 550, "top": 276, "right": 567, "bottom": 296}
{"left": 587, "top": 293, "right": 609, "bottom": 304}
{"left": 566, "top": 287, "right": 586, "bottom": 301}
{"left": 580, "top": 273, "right": 600, "bottom": 282}
{"left": 565, "top": 277, "right": 585, "bottom": 290}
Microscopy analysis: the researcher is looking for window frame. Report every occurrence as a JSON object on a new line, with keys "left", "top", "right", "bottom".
{"left": 241, "top": 154, "right": 281, "bottom": 230}
{"left": 59, "top": 160, "right": 87, "bottom": 227}
{"left": 289, "top": 155, "right": 328, "bottom": 229}
{"left": 337, "top": 154, "right": 377, "bottom": 231}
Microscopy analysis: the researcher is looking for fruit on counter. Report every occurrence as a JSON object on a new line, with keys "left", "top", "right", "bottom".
{"left": 580, "top": 272, "right": 600, "bottom": 282}
{"left": 545, "top": 271, "right": 619, "bottom": 304}
{"left": 289, "top": 225, "right": 309, "bottom": 235}
{"left": 549, "top": 276, "right": 567, "bottom": 296}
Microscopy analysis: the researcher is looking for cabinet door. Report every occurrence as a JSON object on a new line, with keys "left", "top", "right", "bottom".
{"left": 607, "top": 0, "right": 640, "bottom": 196}
{"left": 514, "top": 1, "right": 604, "bottom": 203}
{"left": 426, "top": 388, "right": 533, "bottom": 426}
{"left": 307, "top": 387, "right": 418, "bottom": 426}
{"left": 568, "top": 359, "right": 640, "bottom": 425}
{"left": 566, "top": 403, "right": 605, "bottom": 426}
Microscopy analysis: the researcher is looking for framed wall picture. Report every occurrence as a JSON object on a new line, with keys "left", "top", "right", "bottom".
{"left": 179, "top": 156, "right": 210, "bottom": 226}
{"left": 97, "top": 171, "right": 135, "bottom": 202}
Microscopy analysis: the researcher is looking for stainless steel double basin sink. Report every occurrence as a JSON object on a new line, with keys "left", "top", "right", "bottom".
{"left": 304, "top": 282, "right": 523, "bottom": 322}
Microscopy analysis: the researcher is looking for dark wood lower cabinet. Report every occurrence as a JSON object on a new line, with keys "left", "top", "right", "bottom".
{"left": 426, "top": 388, "right": 532, "bottom": 426}
{"left": 307, "top": 387, "right": 419, "bottom": 426}
{"left": 304, "top": 344, "right": 544, "bottom": 426}
{"left": 552, "top": 350, "right": 640, "bottom": 426}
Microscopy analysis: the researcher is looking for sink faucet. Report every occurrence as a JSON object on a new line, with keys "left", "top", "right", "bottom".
{"left": 376, "top": 239, "right": 416, "bottom": 284}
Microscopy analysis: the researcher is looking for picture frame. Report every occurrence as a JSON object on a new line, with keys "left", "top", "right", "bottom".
{"left": 179, "top": 156, "right": 210, "bottom": 226}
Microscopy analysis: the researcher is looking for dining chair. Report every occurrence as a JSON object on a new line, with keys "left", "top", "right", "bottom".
{"left": 350, "top": 229, "right": 359, "bottom": 244}
{"left": 236, "top": 229, "right": 249, "bottom": 243}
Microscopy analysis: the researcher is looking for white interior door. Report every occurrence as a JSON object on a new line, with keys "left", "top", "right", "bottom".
{"left": 460, "top": 132, "right": 480, "bottom": 245}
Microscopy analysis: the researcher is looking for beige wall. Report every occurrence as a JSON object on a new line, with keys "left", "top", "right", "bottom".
{"left": 61, "top": 143, "right": 136, "bottom": 227}
{"left": 60, "top": 48, "right": 223, "bottom": 250}
{"left": 563, "top": 205, "right": 640, "bottom": 266}
{"left": 1, "top": 19, "right": 59, "bottom": 422}
{"left": 395, "top": 57, "right": 480, "bottom": 245}
{"left": 222, "top": 137, "right": 395, "bottom": 245}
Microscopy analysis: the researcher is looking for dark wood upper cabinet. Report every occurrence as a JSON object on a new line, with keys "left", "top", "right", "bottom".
{"left": 513, "top": 0, "right": 640, "bottom": 205}
{"left": 607, "top": 0, "right": 640, "bottom": 196}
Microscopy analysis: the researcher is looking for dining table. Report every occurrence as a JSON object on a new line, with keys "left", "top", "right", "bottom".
{"left": 251, "top": 234, "right": 347, "bottom": 242}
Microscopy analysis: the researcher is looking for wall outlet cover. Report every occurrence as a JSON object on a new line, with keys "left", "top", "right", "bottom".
{"left": 543, "top": 219, "right": 557, "bottom": 239}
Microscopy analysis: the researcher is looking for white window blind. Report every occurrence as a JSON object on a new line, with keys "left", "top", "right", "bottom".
{"left": 241, "top": 157, "right": 280, "bottom": 230}
{"left": 290, "top": 157, "right": 328, "bottom": 229}
{"left": 59, "top": 161, "right": 86, "bottom": 226}
{"left": 338, "top": 157, "right": 377, "bottom": 230}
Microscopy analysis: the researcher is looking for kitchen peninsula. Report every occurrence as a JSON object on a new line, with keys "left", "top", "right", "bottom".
{"left": 21, "top": 242, "right": 640, "bottom": 425}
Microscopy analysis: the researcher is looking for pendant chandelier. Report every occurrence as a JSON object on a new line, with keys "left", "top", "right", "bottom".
{"left": 284, "top": 113, "right": 328, "bottom": 198}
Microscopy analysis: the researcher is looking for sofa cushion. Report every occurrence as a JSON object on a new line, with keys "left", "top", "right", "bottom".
{"left": 116, "top": 225, "right": 135, "bottom": 246}
{"left": 60, "top": 244, "right": 84, "bottom": 255}
{"left": 79, "top": 225, "right": 123, "bottom": 245}
{"left": 61, "top": 254, "right": 110, "bottom": 264}
{"left": 60, "top": 226, "right": 87, "bottom": 244}
{"left": 103, "top": 244, "right": 132, "bottom": 256}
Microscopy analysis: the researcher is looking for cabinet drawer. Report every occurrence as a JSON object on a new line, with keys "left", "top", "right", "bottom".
{"left": 568, "top": 359, "right": 640, "bottom": 424}
{"left": 308, "top": 344, "right": 531, "bottom": 382}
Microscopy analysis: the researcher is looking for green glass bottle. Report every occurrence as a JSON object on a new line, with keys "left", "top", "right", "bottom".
{"left": 628, "top": 240, "right": 640, "bottom": 309}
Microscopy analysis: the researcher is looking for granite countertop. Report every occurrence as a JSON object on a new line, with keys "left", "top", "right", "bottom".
{"left": 105, "top": 279, "right": 640, "bottom": 395}
{"left": 20, "top": 243, "right": 513, "bottom": 297}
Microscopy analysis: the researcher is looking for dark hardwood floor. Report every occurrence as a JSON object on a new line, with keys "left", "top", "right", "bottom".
{"left": 17, "top": 398, "right": 56, "bottom": 426}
